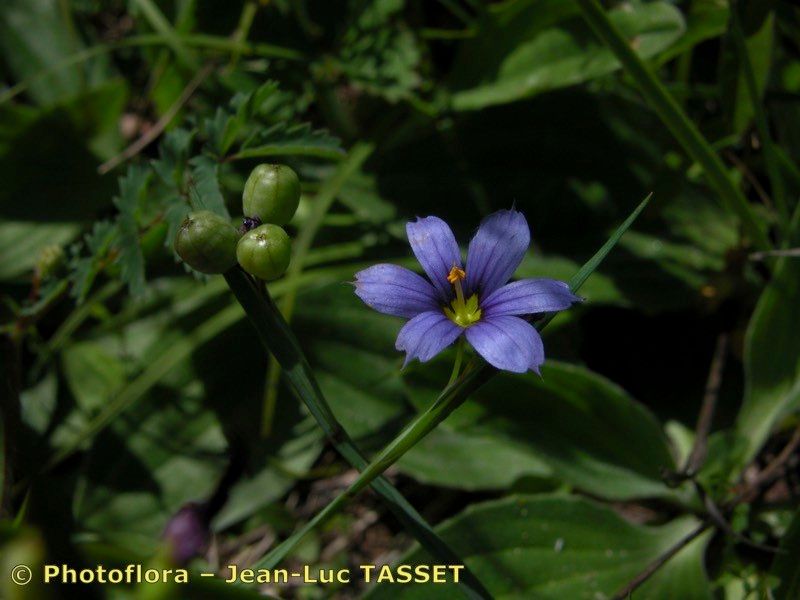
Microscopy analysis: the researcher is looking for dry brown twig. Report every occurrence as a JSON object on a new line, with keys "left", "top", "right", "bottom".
{"left": 97, "top": 63, "right": 214, "bottom": 175}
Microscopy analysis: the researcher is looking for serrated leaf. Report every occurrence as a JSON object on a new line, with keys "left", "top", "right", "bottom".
{"left": 188, "top": 155, "right": 229, "bottom": 218}
{"left": 69, "top": 220, "right": 118, "bottom": 303}
{"left": 152, "top": 128, "right": 194, "bottom": 188}
{"left": 113, "top": 164, "right": 151, "bottom": 297}
{"left": 234, "top": 122, "right": 344, "bottom": 161}
{"left": 337, "top": 0, "right": 422, "bottom": 101}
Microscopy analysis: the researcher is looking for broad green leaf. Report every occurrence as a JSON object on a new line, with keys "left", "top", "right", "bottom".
{"left": 735, "top": 258, "right": 800, "bottom": 465}
{"left": 67, "top": 280, "right": 322, "bottom": 548}
{"left": 0, "top": 0, "right": 83, "bottom": 105}
{"left": 74, "top": 392, "right": 228, "bottom": 552}
{"left": 62, "top": 341, "right": 127, "bottom": 413}
{"left": 772, "top": 508, "right": 800, "bottom": 599}
{"left": 0, "top": 221, "right": 79, "bottom": 281}
{"left": 399, "top": 361, "right": 676, "bottom": 499}
{"left": 365, "top": 495, "right": 708, "bottom": 599}
{"left": 655, "top": 0, "right": 729, "bottom": 65}
{"left": 450, "top": 0, "right": 685, "bottom": 110}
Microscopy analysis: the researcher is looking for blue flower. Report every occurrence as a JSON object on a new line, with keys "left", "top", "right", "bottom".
{"left": 354, "top": 209, "right": 581, "bottom": 373}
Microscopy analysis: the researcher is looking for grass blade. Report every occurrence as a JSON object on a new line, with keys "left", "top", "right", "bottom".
{"left": 729, "top": 4, "right": 787, "bottom": 227}
{"left": 262, "top": 143, "right": 372, "bottom": 435}
{"left": 224, "top": 268, "right": 491, "bottom": 600}
{"left": 251, "top": 192, "right": 654, "bottom": 574}
{"left": 574, "top": 0, "right": 771, "bottom": 251}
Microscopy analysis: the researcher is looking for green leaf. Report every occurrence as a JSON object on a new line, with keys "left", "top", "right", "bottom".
{"left": 113, "top": 164, "right": 151, "bottom": 297}
{"left": 364, "top": 495, "right": 708, "bottom": 599}
{"left": 0, "top": 0, "right": 84, "bottom": 105}
{"left": 400, "top": 361, "right": 676, "bottom": 499}
{"left": 722, "top": 10, "right": 774, "bottom": 134}
{"left": 336, "top": 0, "right": 422, "bottom": 102}
{"left": 69, "top": 220, "right": 118, "bottom": 303}
{"left": 450, "top": 1, "right": 685, "bottom": 111}
{"left": 735, "top": 258, "right": 800, "bottom": 465}
{"left": 232, "top": 123, "right": 345, "bottom": 161}
{"left": 62, "top": 341, "right": 127, "bottom": 413}
{"left": 295, "top": 284, "right": 409, "bottom": 446}
{"left": 0, "top": 221, "right": 80, "bottom": 281}
{"left": 74, "top": 392, "right": 227, "bottom": 552}
{"left": 224, "top": 269, "right": 492, "bottom": 599}
{"left": 189, "top": 155, "right": 229, "bottom": 218}
{"left": 249, "top": 193, "right": 652, "bottom": 572}
{"left": 574, "top": 0, "right": 771, "bottom": 251}
{"left": 771, "top": 508, "right": 800, "bottom": 599}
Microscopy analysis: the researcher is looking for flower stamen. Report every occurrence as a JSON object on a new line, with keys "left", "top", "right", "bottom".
{"left": 444, "top": 266, "right": 481, "bottom": 328}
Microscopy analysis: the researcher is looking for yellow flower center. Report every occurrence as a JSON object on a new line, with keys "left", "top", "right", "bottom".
{"left": 443, "top": 266, "right": 481, "bottom": 328}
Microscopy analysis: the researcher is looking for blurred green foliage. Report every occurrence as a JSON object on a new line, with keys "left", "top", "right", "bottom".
{"left": 2, "top": 0, "right": 800, "bottom": 598}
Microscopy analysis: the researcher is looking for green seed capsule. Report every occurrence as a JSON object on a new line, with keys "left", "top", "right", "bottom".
{"left": 174, "top": 210, "right": 239, "bottom": 274}
{"left": 242, "top": 164, "right": 300, "bottom": 226}
{"left": 236, "top": 224, "right": 291, "bottom": 281}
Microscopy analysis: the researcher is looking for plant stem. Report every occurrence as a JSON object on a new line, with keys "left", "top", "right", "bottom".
{"left": 612, "top": 523, "right": 710, "bottom": 599}
{"left": 224, "top": 268, "right": 491, "bottom": 600}
{"left": 261, "top": 144, "right": 372, "bottom": 436}
{"left": 682, "top": 334, "right": 728, "bottom": 476}
{"left": 574, "top": 0, "right": 772, "bottom": 251}
{"left": 229, "top": 1, "right": 259, "bottom": 69}
{"left": 447, "top": 338, "right": 466, "bottom": 388}
{"left": 251, "top": 193, "right": 654, "bottom": 573}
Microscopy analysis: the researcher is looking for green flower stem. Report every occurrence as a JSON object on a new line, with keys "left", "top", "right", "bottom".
{"left": 262, "top": 143, "right": 373, "bottom": 436}
{"left": 447, "top": 337, "right": 466, "bottom": 388}
{"left": 574, "top": 0, "right": 772, "bottom": 252}
{"left": 223, "top": 268, "right": 491, "bottom": 600}
{"left": 252, "top": 194, "right": 654, "bottom": 574}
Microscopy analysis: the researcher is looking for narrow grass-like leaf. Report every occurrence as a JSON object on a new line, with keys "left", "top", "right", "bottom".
{"left": 263, "top": 143, "right": 372, "bottom": 434}
{"left": 729, "top": 5, "right": 786, "bottom": 226}
{"left": 225, "top": 268, "right": 491, "bottom": 599}
{"left": 251, "top": 192, "right": 653, "bottom": 572}
{"left": 131, "top": 0, "right": 197, "bottom": 69}
{"left": 574, "top": 0, "right": 771, "bottom": 251}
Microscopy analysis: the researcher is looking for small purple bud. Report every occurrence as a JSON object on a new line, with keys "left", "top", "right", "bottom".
{"left": 162, "top": 503, "right": 209, "bottom": 565}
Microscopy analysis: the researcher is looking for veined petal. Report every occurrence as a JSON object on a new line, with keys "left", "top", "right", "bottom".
{"left": 465, "top": 315, "right": 544, "bottom": 374}
{"left": 481, "top": 278, "right": 581, "bottom": 318}
{"left": 354, "top": 264, "right": 440, "bottom": 318}
{"left": 465, "top": 209, "right": 530, "bottom": 298}
{"left": 396, "top": 311, "right": 463, "bottom": 366}
{"left": 406, "top": 216, "right": 462, "bottom": 300}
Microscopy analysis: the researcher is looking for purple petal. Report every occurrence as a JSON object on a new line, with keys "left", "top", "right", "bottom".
{"left": 354, "top": 264, "right": 440, "bottom": 318}
{"left": 396, "top": 311, "right": 463, "bottom": 366}
{"left": 465, "top": 315, "right": 544, "bottom": 374}
{"left": 481, "top": 279, "right": 581, "bottom": 318}
{"left": 406, "top": 216, "right": 462, "bottom": 300}
{"left": 465, "top": 209, "right": 530, "bottom": 298}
